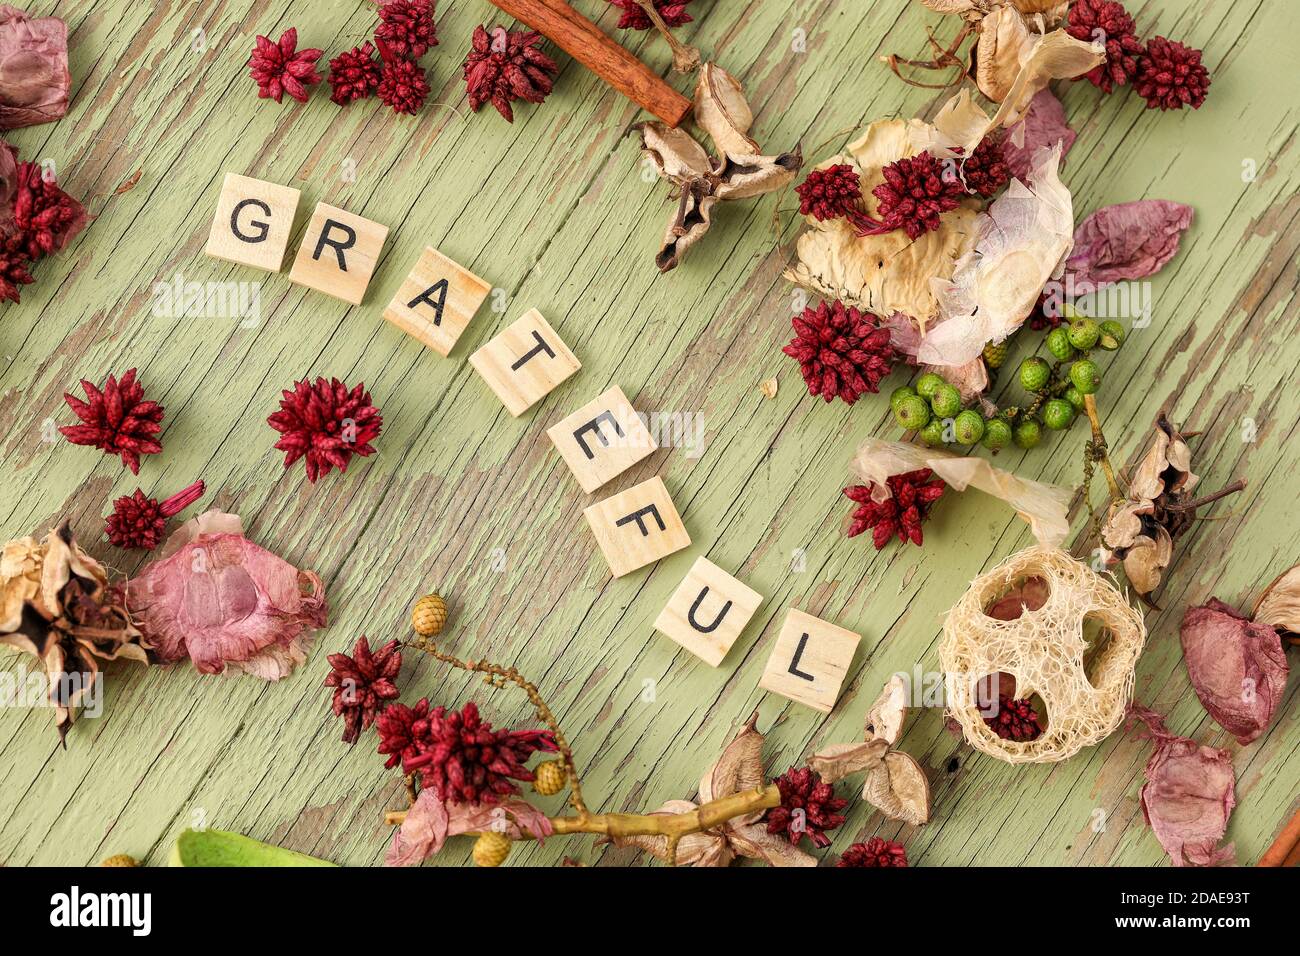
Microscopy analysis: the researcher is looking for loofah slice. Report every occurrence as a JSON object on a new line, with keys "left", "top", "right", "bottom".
{"left": 939, "top": 546, "right": 1146, "bottom": 764}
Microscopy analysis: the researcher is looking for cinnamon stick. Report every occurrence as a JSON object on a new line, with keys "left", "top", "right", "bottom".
{"left": 488, "top": 0, "right": 693, "bottom": 126}
{"left": 1257, "top": 805, "right": 1300, "bottom": 866}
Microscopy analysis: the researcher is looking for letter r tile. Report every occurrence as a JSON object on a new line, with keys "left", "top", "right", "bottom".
{"left": 759, "top": 609, "right": 861, "bottom": 713}
{"left": 288, "top": 201, "right": 389, "bottom": 305}
{"left": 383, "top": 247, "right": 491, "bottom": 356}
{"left": 204, "top": 173, "right": 301, "bottom": 273}
{"left": 583, "top": 476, "right": 690, "bottom": 578}
{"left": 547, "top": 386, "right": 658, "bottom": 493}
{"left": 653, "top": 557, "right": 763, "bottom": 666}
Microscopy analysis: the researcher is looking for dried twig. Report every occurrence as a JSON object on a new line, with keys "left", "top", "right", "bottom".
{"left": 634, "top": 0, "right": 701, "bottom": 73}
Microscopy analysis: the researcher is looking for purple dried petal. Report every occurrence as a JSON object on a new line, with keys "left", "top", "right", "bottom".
{"left": 1180, "top": 598, "right": 1288, "bottom": 745}
{"left": 1066, "top": 199, "right": 1194, "bottom": 285}
{"left": 0, "top": 6, "right": 71, "bottom": 130}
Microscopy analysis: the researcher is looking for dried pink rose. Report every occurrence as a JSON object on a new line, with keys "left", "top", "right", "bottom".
{"left": 1067, "top": 200, "right": 1194, "bottom": 285}
{"left": 124, "top": 510, "right": 327, "bottom": 680}
{"left": 0, "top": 5, "right": 70, "bottom": 129}
{"left": 1180, "top": 598, "right": 1288, "bottom": 745}
{"left": 386, "top": 789, "right": 553, "bottom": 866}
{"left": 0, "top": 137, "right": 17, "bottom": 210}
{"left": 1002, "top": 89, "right": 1076, "bottom": 180}
{"left": 1128, "top": 706, "right": 1236, "bottom": 867}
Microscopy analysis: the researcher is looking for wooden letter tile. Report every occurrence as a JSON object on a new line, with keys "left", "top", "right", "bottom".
{"left": 548, "top": 386, "right": 657, "bottom": 493}
{"left": 204, "top": 173, "right": 301, "bottom": 273}
{"left": 469, "top": 309, "right": 581, "bottom": 416}
{"left": 288, "top": 202, "right": 389, "bottom": 305}
{"left": 583, "top": 476, "right": 690, "bottom": 578}
{"left": 759, "top": 609, "right": 861, "bottom": 713}
{"left": 653, "top": 557, "right": 763, "bottom": 666}
{"left": 383, "top": 247, "right": 491, "bottom": 356}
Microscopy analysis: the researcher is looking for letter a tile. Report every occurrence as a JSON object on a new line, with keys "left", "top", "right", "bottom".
{"left": 548, "top": 386, "right": 657, "bottom": 493}
{"left": 759, "top": 609, "right": 860, "bottom": 713}
{"left": 470, "top": 309, "right": 581, "bottom": 416}
{"left": 383, "top": 247, "right": 491, "bottom": 356}
{"left": 288, "top": 202, "right": 389, "bottom": 305}
{"left": 653, "top": 557, "right": 763, "bottom": 666}
{"left": 583, "top": 476, "right": 690, "bottom": 578}
{"left": 204, "top": 173, "right": 301, "bottom": 273}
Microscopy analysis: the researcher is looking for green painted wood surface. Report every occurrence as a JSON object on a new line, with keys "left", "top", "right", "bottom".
{"left": 1, "top": 0, "right": 1297, "bottom": 867}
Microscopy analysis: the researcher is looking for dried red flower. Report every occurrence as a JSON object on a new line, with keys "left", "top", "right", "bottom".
{"left": 838, "top": 837, "right": 908, "bottom": 867}
{"left": 961, "top": 135, "right": 1011, "bottom": 198}
{"left": 844, "top": 469, "right": 946, "bottom": 550}
{"left": 795, "top": 164, "right": 876, "bottom": 232}
{"left": 1066, "top": 0, "right": 1145, "bottom": 93}
{"left": 60, "top": 369, "right": 164, "bottom": 474}
{"left": 104, "top": 480, "right": 205, "bottom": 550}
{"left": 609, "top": 0, "right": 694, "bottom": 31}
{"left": 325, "top": 635, "right": 402, "bottom": 744}
{"left": 0, "top": 231, "right": 33, "bottom": 302}
{"left": 765, "top": 766, "right": 848, "bottom": 849}
{"left": 377, "top": 56, "right": 429, "bottom": 115}
{"left": 327, "top": 42, "right": 383, "bottom": 105}
{"left": 783, "top": 299, "right": 896, "bottom": 405}
{"left": 376, "top": 699, "right": 558, "bottom": 804}
{"left": 984, "top": 694, "right": 1043, "bottom": 741}
{"left": 11, "top": 161, "right": 87, "bottom": 259}
{"left": 1027, "top": 291, "right": 1064, "bottom": 330}
{"left": 375, "top": 0, "right": 438, "bottom": 59}
{"left": 1135, "top": 37, "right": 1210, "bottom": 111}
{"left": 248, "top": 28, "right": 323, "bottom": 103}
{"left": 869, "top": 151, "right": 966, "bottom": 240}
{"left": 267, "top": 377, "right": 382, "bottom": 483}
{"left": 463, "top": 25, "right": 558, "bottom": 123}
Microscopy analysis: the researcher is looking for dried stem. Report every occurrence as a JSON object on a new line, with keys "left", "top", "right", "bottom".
{"left": 1083, "top": 393, "right": 1123, "bottom": 502}
{"left": 1165, "top": 479, "right": 1248, "bottom": 512}
{"left": 408, "top": 637, "right": 589, "bottom": 817}
{"left": 881, "top": 24, "right": 973, "bottom": 90}
{"left": 634, "top": 0, "right": 701, "bottom": 73}
{"left": 386, "top": 783, "right": 781, "bottom": 845}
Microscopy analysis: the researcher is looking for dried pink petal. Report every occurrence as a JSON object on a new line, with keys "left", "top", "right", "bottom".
{"left": 1066, "top": 200, "right": 1194, "bottom": 285}
{"left": 1002, "top": 88, "right": 1076, "bottom": 180}
{"left": 124, "top": 510, "right": 327, "bottom": 679}
{"left": 386, "top": 790, "right": 552, "bottom": 866}
{"left": 1180, "top": 598, "right": 1288, "bottom": 745}
{"left": 0, "top": 5, "right": 70, "bottom": 129}
{"left": 1128, "top": 706, "right": 1236, "bottom": 867}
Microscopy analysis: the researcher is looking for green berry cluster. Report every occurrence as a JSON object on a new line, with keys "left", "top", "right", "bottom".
{"left": 891, "top": 373, "right": 1009, "bottom": 451}
{"left": 1007, "top": 316, "right": 1126, "bottom": 445}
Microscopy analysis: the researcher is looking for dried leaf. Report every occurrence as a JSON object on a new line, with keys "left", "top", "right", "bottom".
{"left": 727, "top": 822, "right": 818, "bottom": 867}
{"left": 386, "top": 792, "right": 553, "bottom": 866}
{"left": 862, "top": 751, "right": 932, "bottom": 825}
{"left": 808, "top": 739, "right": 888, "bottom": 783}
{"left": 866, "top": 673, "right": 910, "bottom": 745}
{"left": 1067, "top": 200, "right": 1194, "bottom": 285}
{"left": 694, "top": 63, "right": 758, "bottom": 160}
{"left": 987, "top": 29, "right": 1104, "bottom": 129}
{"left": 1254, "top": 563, "right": 1300, "bottom": 634}
{"left": 973, "top": 5, "right": 1032, "bottom": 104}
{"left": 0, "top": 523, "right": 147, "bottom": 741}
{"left": 919, "top": 145, "right": 1074, "bottom": 368}
{"left": 1180, "top": 599, "right": 1288, "bottom": 745}
{"left": 851, "top": 437, "right": 1073, "bottom": 548}
{"left": 635, "top": 121, "right": 712, "bottom": 183}
{"left": 699, "top": 710, "right": 765, "bottom": 808}
{"left": 1128, "top": 707, "right": 1236, "bottom": 867}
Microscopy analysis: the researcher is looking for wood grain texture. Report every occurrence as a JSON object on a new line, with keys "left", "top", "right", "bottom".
{"left": 0, "top": 0, "right": 1297, "bottom": 867}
